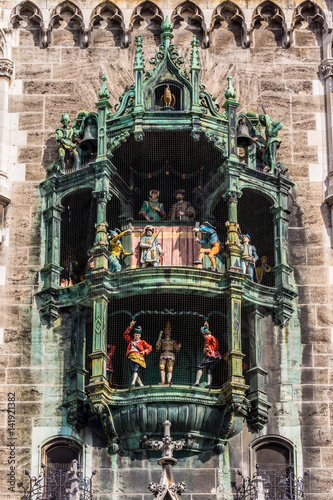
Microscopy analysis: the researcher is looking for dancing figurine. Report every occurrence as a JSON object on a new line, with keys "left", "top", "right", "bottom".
{"left": 108, "top": 228, "right": 132, "bottom": 273}
{"left": 123, "top": 320, "right": 152, "bottom": 387}
{"left": 193, "top": 321, "right": 222, "bottom": 388}
{"left": 156, "top": 322, "right": 181, "bottom": 385}
{"left": 193, "top": 221, "right": 221, "bottom": 272}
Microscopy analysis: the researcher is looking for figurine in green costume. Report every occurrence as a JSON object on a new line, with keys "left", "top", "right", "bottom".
{"left": 139, "top": 190, "right": 166, "bottom": 221}
{"left": 258, "top": 113, "right": 283, "bottom": 172}
{"left": 55, "top": 113, "right": 80, "bottom": 169}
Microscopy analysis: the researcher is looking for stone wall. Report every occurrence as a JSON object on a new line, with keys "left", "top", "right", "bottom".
{"left": 0, "top": 0, "right": 332, "bottom": 498}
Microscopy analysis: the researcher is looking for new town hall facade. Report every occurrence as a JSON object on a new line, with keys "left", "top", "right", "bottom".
{"left": 0, "top": 0, "right": 333, "bottom": 498}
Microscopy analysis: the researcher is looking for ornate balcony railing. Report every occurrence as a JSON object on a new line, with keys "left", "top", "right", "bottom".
{"left": 25, "top": 460, "right": 96, "bottom": 500}
{"left": 234, "top": 465, "right": 309, "bottom": 500}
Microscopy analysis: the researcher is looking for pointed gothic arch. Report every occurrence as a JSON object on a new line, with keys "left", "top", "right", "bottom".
{"left": 10, "top": 1, "right": 45, "bottom": 47}
{"left": 171, "top": 1, "right": 208, "bottom": 47}
{"left": 129, "top": 1, "right": 164, "bottom": 47}
{"left": 210, "top": 1, "right": 248, "bottom": 48}
{"left": 291, "top": 1, "right": 327, "bottom": 46}
{"left": 250, "top": 1, "right": 288, "bottom": 48}
{"left": 90, "top": 1, "right": 124, "bottom": 47}
{"left": 49, "top": 1, "right": 85, "bottom": 47}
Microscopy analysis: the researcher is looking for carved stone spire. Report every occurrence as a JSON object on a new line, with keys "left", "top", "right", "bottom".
{"left": 98, "top": 75, "right": 110, "bottom": 101}
{"left": 224, "top": 75, "right": 236, "bottom": 100}
{"left": 135, "top": 35, "right": 145, "bottom": 71}
{"left": 190, "top": 35, "right": 200, "bottom": 71}
{"left": 161, "top": 16, "right": 174, "bottom": 48}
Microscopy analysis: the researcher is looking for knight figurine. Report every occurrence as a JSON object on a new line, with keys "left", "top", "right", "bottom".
{"left": 156, "top": 322, "right": 181, "bottom": 385}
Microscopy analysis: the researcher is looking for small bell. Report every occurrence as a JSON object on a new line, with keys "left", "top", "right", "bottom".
{"left": 79, "top": 122, "right": 98, "bottom": 152}
{"left": 237, "top": 119, "right": 253, "bottom": 147}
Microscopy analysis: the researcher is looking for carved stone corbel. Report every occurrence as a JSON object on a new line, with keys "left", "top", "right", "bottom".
{"left": 0, "top": 58, "right": 14, "bottom": 80}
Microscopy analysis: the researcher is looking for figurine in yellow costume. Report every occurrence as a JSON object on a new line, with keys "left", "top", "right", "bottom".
{"left": 108, "top": 228, "right": 132, "bottom": 273}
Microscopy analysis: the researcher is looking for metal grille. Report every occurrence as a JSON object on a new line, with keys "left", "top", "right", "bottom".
{"left": 25, "top": 461, "right": 96, "bottom": 500}
{"left": 235, "top": 465, "right": 308, "bottom": 500}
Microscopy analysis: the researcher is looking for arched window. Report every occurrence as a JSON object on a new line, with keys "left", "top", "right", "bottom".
{"left": 252, "top": 436, "right": 296, "bottom": 499}
{"left": 41, "top": 439, "right": 83, "bottom": 498}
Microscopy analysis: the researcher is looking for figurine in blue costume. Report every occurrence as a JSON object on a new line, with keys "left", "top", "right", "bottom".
{"left": 193, "top": 221, "right": 221, "bottom": 272}
{"left": 240, "top": 234, "right": 259, "bottom": 281}
{"left": 108, "top": 228, "right": 132, "bottom": 273}
{"left": 139, "top": 190, "right": 166, "bottom": 221}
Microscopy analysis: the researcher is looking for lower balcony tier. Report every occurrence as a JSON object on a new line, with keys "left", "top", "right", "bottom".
{"left": 85, "top": 384, "right": 248, "bottom": 454}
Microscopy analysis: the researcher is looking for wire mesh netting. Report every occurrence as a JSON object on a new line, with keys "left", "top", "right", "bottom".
{"left": 59, "top": 130, "right": 276, "bottom": 389}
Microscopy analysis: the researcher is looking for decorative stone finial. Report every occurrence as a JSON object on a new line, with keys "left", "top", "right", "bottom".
{"left": 147, "top": 420, "right": 186, "bottom": 499}
{"left": 224, "top": 75, "right": 236, "bottom": 100}
{"left": 98, "top": 75, "right": 110, "bottom": 100}
{"left": 135, "top": 35, "right": 145, "bottom": 71}
{"left": 190, "top": 35, "right": 200, "bottom": 71}
{"left": 161, "top": 16, "right": 174, "bottom": 47}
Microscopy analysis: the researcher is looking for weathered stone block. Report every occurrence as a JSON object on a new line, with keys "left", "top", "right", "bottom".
{"left": 284, "top": 65, "right": 318, "bottom": 80}
{"left": 301, "top": 368, "right": 328, "bottom": 385}
{"left": 316, "top": 305, "right": 333, "bottom": 327}
{"left": 26, "top": 163, "right": 46, "bottom": 182}
{"left": 294, "top": 266, "right": 328, "bottom": 286}
{"left": 9, "top": 95, "right": 44, "bottom": 113}
{"left": 15, "top": 64, "right": 52, "bottom": 80}
{"left": 19, "top": 112, "right": 43, "bottom": 131}
{"left": 300, "top": 402, "right": 329, "bottom": 425}
{"left": 51, "top": 29, "right": 80, "bottom": 47}
{"left": 0, "top": 286, "right": 32, "bottom": 304}
{"left": 291, "top": 95, "right": 324, "bottom": 113}
{"left": 23, "top": 80, "right": 75, "bottom": 95}
{"left": 301, "top": 327, "right": 331, "bottom": 344}
{"left": 291, "top": 112, "right": 317, "bottom": 130}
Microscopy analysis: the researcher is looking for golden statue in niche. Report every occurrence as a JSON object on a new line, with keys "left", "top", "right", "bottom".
{"left": 161, "top": 85, "right": 175, "bottom": 108}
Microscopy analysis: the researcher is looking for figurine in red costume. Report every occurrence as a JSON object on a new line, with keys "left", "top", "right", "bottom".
{"left": 123, "top": 320, "right": 152, "bottom": 387}
{"left": 193, "top": 321, "right": 222, "bottom": 388}
{"left": 106, "top": 344, "right": 116, "bottom": 385}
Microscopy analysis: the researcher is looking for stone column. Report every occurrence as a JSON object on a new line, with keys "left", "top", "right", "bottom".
{"left": 42, "top": 198, "right": 63, "bottom": 288}
{"left": 0, "top": 59, "right": 14, "bottom": 243}
{"left": 321, "top": 59, "right": 333, "bottom": 245}
{"left": 247, "top": 307, "right": 271, "bottom": 430}
{"left": 227, "top": 282, "right": 245, "bottom": 387}
{"left": 224, "top": 190, "right": 242, "bottom": 273}
{"left": 90, "top": 293, "right": 108, "bottom": 383}
{"left": 95, "top": 76, "right": 112, "bottom": 160}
